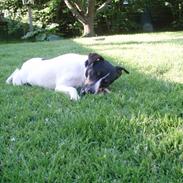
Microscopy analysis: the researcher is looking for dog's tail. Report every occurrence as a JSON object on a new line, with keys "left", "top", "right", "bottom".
{"left": 6, "top": 68, "right": 22, "bottom": 85}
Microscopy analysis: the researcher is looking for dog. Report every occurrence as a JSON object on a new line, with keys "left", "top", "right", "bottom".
{"left": 6, "top": 53, "right": 129, "bottom": 100}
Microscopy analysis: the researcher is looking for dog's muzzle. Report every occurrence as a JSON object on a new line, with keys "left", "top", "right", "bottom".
{"left": 80, "top": 73, "right": 110, "bottom": 96}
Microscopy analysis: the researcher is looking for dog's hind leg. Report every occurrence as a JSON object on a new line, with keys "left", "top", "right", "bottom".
{"left": 6, "top": 68, "right": 24, "bottom": 85}
{"left": 55, "top": 85, "right": 80, "bottom": 101}
{"left": 6, "top": 69, "right": 20, "bottom": 84}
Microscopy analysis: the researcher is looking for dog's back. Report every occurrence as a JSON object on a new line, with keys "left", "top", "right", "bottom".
{"left": 6, "top": 54, "right": 87, "bottom": 89}
{"left": 6, "top": 58, "right": 43, "bottom": 85}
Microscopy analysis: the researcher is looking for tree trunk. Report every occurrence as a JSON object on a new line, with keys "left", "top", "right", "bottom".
{"left": 82, "top": 18, "right": 95, "bottom": 37}
{"left": 64, "top": 0, "right": 112, "bottom": 37}
{"left": 82, "top": 0, "right": 95, "bottom": 37}
{"left": 28, "top": 5, "right": 33, "bottom": 32}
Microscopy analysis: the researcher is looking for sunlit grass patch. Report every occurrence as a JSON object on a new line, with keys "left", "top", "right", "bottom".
{"left": 75, "top": 32, "right": 183, "bottom": 83}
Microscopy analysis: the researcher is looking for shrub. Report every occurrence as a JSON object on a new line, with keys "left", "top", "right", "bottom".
{"left": 22, "top": 23, "right": 62, "bottom": 41}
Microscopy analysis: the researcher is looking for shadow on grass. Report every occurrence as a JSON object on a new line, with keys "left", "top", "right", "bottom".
{"left": 79, "top": 38, "right": 183, "bottom": 47}
{"left": 1, "top": 38, "right": 183, "bottom": 182}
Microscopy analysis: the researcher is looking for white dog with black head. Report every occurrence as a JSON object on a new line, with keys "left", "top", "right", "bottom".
{"left": 6, "top": 53, "right": 129, "bottom": 100}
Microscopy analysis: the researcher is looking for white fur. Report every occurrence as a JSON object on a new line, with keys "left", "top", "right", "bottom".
{"left": 6, "top": 54, "right": 88, "bottom": 100}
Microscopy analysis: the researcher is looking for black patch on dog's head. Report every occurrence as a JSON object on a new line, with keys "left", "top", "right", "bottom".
{"left": 85, "top": 53, "right": 104, "bottom": 67}
{"left": 81, "top": 53, "right": 129, "bottom": 95}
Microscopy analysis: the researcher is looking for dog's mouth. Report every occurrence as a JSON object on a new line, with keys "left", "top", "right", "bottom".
{"left": 80, "top": 73, "right": 110, "bottom": 95}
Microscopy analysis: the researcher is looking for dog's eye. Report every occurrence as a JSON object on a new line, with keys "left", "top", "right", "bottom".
{"left": 96, "top": 72, "right": 101, "bottom": 76}
{"left": 103, "top": 79, "right": 109, "bottom": 84}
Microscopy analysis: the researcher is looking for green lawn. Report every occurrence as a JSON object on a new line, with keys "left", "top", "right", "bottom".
{"left": 0, "top": 32, "right": 183, "bottom": 182}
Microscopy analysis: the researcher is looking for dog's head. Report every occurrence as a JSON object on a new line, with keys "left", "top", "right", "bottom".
{"left": 80, "top": 53, "right": 129, "bottom": 95}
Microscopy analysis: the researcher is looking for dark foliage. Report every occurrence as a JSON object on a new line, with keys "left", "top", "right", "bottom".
{"left": 0, "top": 0, "right": 182, "bottom": 39}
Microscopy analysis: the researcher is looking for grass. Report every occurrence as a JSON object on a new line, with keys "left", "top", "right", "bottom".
{"left": 0, "top": 32, "right": 183, "bottom": 182}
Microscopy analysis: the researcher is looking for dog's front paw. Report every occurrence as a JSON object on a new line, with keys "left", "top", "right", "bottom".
{"left": 55, "top": 85, "right": 80, "bottom": 101}
{"left": 70, "top": 93, "right": 80, "bottom": 101}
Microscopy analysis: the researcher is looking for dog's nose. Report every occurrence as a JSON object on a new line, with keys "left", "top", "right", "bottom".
{"left": 86, "top": 87, "right": 95, "bottom": 94}
{"left": 80, "top": 86, "right": 96, "bottom": 96}
{"left": 80, "top": 88, "right": 86, "bottom": 96}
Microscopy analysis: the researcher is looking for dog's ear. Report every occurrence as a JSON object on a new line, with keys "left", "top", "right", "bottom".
{"left": 116, "top": 66, "right": 129, "bottom": 76}
{"left": 85, "top": 53, "right": 104, "bottom": 67}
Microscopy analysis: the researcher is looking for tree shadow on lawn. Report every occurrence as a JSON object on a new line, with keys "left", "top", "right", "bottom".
{"left": 1, "top": 39, "right": 183, "bottom": 182}
{"left": 81, "top": 46, "right": 183, "bottom": 182}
